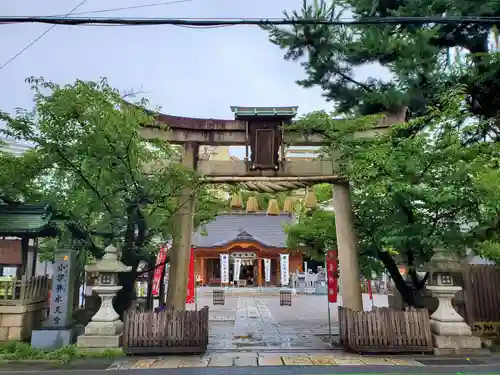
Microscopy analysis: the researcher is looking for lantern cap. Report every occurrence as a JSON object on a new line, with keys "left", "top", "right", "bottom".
{"left": 85, "top": 244, "right": 132, "bottom": 273}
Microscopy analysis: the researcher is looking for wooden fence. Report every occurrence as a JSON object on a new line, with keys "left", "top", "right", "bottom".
{"left": 123, "top": 306, "right": 209, "bottom": 354}
{"left": 338, "top": 306, "right": 433, "bottom": 353}
{"left": 462, "top": 265, "right": 500, "bottom": 324}
{"left": 0, "top": 275, "right": 49, "bottom": 305}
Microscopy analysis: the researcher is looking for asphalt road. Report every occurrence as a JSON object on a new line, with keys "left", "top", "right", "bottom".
{"left": 0, "top": 365, "right": 499, "bottom": 375}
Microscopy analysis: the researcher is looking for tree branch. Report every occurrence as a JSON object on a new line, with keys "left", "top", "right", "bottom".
{"left": 51, "top": 143, "right": 114, "bottom": 215}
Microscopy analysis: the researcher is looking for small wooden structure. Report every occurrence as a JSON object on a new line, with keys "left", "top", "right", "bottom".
{"left": 0, "top": 203, "right": 58, "bottom": 278}
{"left": 212, "top": 289, "right": 225, "bottom": 305}
{"left": 0, "top": 275, "right": 49, "bottom": 341}
{"left": 193, "top": 218, "right": 303, "bottom": 287}
{"left": 0, "top": 275, "right": 49, "bottom": 303}
{"left": 123, "top": 306, "right": 209, "bottom": 354}
{"left": 280, "top": 289, "right": 292, "bottom": 306}
{"left": 0, "top": 202, "right": 56, "bottom": 342}
{"left": 338, "top": 306, "right": 433, "bottom": 353}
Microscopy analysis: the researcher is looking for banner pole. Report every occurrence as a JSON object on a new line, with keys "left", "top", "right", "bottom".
{"left": 325, "top": 255, "right": 332, "bottom": 341}
{"left": 195, "top": 281, "right": 198, "bottom": 311}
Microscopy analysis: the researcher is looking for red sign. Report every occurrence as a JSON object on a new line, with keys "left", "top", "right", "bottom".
{"left": 367, "top": 280, "right": 373, "bottom": 300}
{"left": 326, "top": 250, "right": 338, "bottom": 303}
{"left": 152, "top": 245, "right": 168, "bottom": 297}
{"left": 186, "top": 247, "right": 195, "bottom": 304}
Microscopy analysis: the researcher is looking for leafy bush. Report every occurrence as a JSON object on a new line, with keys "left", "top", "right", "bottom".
{"left": 0, "top": 341, "right": 124, "bottom": 363}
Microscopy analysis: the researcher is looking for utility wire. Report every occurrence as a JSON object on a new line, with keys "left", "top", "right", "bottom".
{"left": 51, "top": 0, "right": 193, "bottom": 17}
{"left": 2, "top": 15, "right": 500, "bottom": 27}
{"left": 0, "top": 0, "right": 89, "bottom": 71}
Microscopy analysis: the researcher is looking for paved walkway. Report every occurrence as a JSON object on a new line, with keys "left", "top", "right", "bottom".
{"left": 107, "top": 352, "right": 496, "bottom": 370}
{"left": 108, "top": 293, "right": 494, "bottom": 371}
{"left": 108, "top": 354, "right": 421, "bottom": 369}
{"left": 192, "top": 295, "right": 340, "bottom": 351}
{"left": 6, "top": 361, "right": 500, "bottom": 374}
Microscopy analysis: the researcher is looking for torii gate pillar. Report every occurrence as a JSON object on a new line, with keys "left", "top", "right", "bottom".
{"left": 165, "top": 142, "right": 198, "bottom": 310}
{"left": 333, "top": 182, "right": 363, "bottom": 311}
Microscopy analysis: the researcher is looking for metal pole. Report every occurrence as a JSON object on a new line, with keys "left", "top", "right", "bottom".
{"left": 327, "top": 297, "right": 332, "bottom": 341}
{"left": 325, "top": 257, "right": 332, "bottom": 342}
{"left": 195, "top": 282, "right": 198, "bottom": 311}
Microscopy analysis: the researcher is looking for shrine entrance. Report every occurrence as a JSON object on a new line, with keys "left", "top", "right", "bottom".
{"left": 230, "top": 252, "right": 256, "bottom": 287}
{"left": 131, "top": 103, "right": 405, "bottom": 353}
{"left": 141, "top": 105, "right": 404, "bottom": 310}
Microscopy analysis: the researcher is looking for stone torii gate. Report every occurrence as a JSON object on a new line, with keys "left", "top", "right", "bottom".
{"left": 140, "top": 106, "right": 406, "bottom": 311}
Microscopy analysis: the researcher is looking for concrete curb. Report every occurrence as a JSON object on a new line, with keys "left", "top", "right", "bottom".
{"left": 0, "top": 358, "right": 116, "bottom": 370}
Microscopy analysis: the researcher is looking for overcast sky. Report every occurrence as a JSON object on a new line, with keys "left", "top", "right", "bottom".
{"left": 0, "top": 0, "right": 390, "bottom": 157}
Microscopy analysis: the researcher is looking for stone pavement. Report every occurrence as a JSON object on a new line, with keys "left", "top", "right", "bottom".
{"left": 190, "top": 295, "right": 341, "bottom": 351}
{"left": 107, "top": 293, "right": 499, "bottom": 371}
{"left": 107, "top": 353, "right": 427, "bottom": 370}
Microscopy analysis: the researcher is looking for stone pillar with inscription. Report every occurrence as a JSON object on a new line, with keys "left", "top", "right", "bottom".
{"left": 77, "top": 244, "right": 132, "bottom": 348}
{"left": 31, "top": 249, "right": 77, "bottom": 349}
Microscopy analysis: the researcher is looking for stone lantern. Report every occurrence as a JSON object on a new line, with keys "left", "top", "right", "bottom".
{"left": 424, "top": 249, "right": 482, "bottom": 354}
{"left": 77, "top": 244, "right": 132, "bottom": 348}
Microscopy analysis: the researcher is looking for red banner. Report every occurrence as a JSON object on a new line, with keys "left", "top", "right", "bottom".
{"left": 367, "top": 279, "right": 373, "bottom": 300}
{"left": 186, "top": 247, "right": 195, "bottom": 304}
{"left": 326, "top": 250, "right": 338, "bottom": 303}
{"left": 152, "top": 245, "right": 168, "bottom": 297}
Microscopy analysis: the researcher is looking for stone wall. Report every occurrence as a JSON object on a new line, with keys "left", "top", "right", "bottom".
{"left": 0, "top": 301, "right": 47, "bottom": 342}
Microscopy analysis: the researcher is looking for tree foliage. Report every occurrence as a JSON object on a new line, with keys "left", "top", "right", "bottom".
{"left": 265, "top": 0, "right": 500, "bottom": 297}
{"left": 0, "top": 77, "right": 226, "bottom": 313}
{"left": 265, "top": 0, "right": 500, "bottom": 134}
{"left": 286, "top": 209, "right": 336, "bottom": 257}
{"left": 284, "top": 88, "right": 500, "bottom": 306}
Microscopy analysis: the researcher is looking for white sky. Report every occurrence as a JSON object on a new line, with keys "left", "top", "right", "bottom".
{"left": 0, "top": 0, "right": 390, "bottom": 158}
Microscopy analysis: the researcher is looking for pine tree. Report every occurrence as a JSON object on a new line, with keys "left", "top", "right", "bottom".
{"left": 265, "top": 0, "right": 500, "bottom": 137}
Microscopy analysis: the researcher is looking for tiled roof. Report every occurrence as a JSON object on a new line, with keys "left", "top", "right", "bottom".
{"left": 193, "top": 212, "right": 295, "bottom": 248}
{"left": 0, "top": 204, "right": 57, "bottom": 237}
{"left": 230, "top": 106, "right": 298, "bottom": 119}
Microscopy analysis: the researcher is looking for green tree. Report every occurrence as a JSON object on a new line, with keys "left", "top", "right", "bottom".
{"left": 265, "top": 0, "right": 500, "bottom": 136}
{"left": 286, "top": 88, "right": 498, "bottom": 306}
{"left": 314, "top": 184, "right": 333, "bottom": 203}
{"left": 0, "top": 78, "right": 226, "bottom": 314}
{"left": 286, "top": 209, "right": 337, "bottom": 259}
{"left": 284, "top": 205, "right": 384, "bottom": 277}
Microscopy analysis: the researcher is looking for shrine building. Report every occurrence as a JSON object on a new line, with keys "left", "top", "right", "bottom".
{"left": 192, "top": 202, "right": 303, "bottom": 286}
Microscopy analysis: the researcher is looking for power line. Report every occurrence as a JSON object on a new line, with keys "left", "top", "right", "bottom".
{"left": 51, "top": 0, "right": 193, "bottom": 17}
{"left": 0, "top": 0, "right": 89, "bottom": 72}
{"left": 2, "top": 15, "right": 500, "bottom": 27}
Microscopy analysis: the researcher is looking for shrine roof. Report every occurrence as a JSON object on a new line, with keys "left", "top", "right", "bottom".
{"left": 0, "top": 203, "right": 58, "bottom": 237}
{"left": 192, "top": 212, "right": 295, "bottom": 248}
{"left": 230, "top": 106, "right": 298, "bottom": 119}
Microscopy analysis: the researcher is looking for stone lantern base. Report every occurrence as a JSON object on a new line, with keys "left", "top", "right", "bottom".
{"left": 77, "top": 320, "right": 123, "bottom": 348}
{"left": 427, "top": 285, "right": 484, "bottom": 355}
{"left": 77, "top": 334, "right": 122, "bottom": 348}
{"left": 77, "top": 286, "right": 124, "bottom": 348}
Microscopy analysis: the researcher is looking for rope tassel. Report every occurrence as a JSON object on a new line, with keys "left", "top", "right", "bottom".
{"left": 246, "top": 196, "right": 259, "bottom": 212}
{"left": 267, "top": 198, "right": 280, "bottom": 216}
